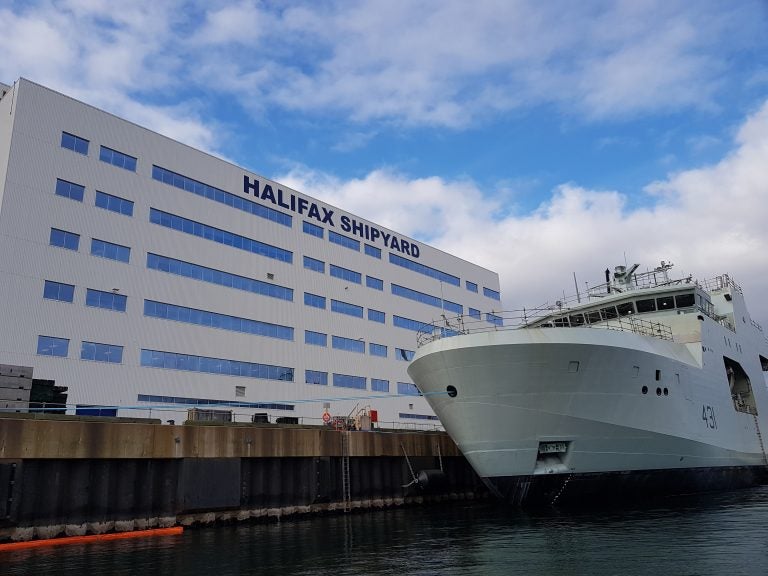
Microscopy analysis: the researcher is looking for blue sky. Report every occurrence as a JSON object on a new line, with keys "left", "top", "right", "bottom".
{"left": 2, "top": 0, "right": 768, "bottom": 323}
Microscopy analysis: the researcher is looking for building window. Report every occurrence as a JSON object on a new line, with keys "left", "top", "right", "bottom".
{"left": 333, "top": 373, "right": 366, "bottom": 390}
{"left": 99, "top": 145, "right": 137, "bottom": 171}
{"left": 329, "top": 231, "right": 360, "bottom": 251}
{"left": 397, "top": 382, "right": 421, "bottom": 396}
{"left": 486, "top": 313, "right": 503, "bottom": 326}
{"left": 368, "top": 309, "right": 385, "bottom": 323}
{"left": 371, "top": 378, "right": 390, "bottom": 392}
{"left": 303, "top": 256, "right": 325, "bottom": 273}
{"left": 81, "top": 341, "right": 123, "bottom": 364}
{"left": 144, "top": 300, "right": 294, "bottom": 341}
{"left": 331, "top": 299, "right": 363, "bottom": 318}
{"left": 483, "top": 287, "right": 501, "bottom": 301}
{"left": 330, "top": 264, "right": 362, "bottom": 284}
{"left": 150, "top": 208, "right": 293, "bottom": 264}
{"left": 50, "top": 228, "right": 80, "bottom": 251}
{"left": 235, "top": 386, "right": 246, "bottom": 398}
{"left": 43, "top": 280, "right": 75, "bottom": 303}
{"left": 392, "top": 283, "right": 462, "bottom": 314}
{"left": 55, "top": 178, "right": 85, "bottom": 202}
{"left": 396, "top": 348, "right": 415, "bottom": 361}
{"left": 468, "top": 308, "right": 481, "bottom": 319}
{"left": 37, "top": 335, "right": 69, "bottom": 357}
{"left": 86, "top": 288, "right": 127, "bottom": 312}
{"left": 393, "top": 315, "right": 428, "bottom": 332}
{"left": 305, "top": 330, "right": 327, "bottom": 347}
{"left": 304, "top": 292, "right": 327, "bottom": 309}
{"left": 147, "top": 253, "right": 293, "bottom": 302}
{"left": 303, "top": 220, "right": 324, "bottom": 238}
{"left": 365, "top": 244, "right": 381, "bottom": 259}
{"left": 61, "top": 131, "right": 89, "bottom": 155}
{"left": 466, "top": 281, "right": 478, "bottom": 293}
{"left": 305, "top": 370, "right": 328, "bottom": 386}
{"left": 153, "top": 165, "right": 291, "bottom": 227}
{"left": 399, "top": 413, "right": 439, "bottom": 421}
{"left": 95, "top": 190, "right": 134, "bottom": 216}
{"left": 369, "top": 343, "right": 388, "bottom": 357}
{"left": 138, "top": 394, "right": 293, "bottom": 411}
{"left": 141, "top": 349, "right": 294, "bottom": 381}
{"left": 91, "top": 238, "right": 130, "bottom": 263}
{"left": 366, "top": 276, "right": 384, "bottom": 291}
{"left": 332, "top": 335, "right": 365, "bottom": 354}
{"left": 389, "top": 253, "right": 460, "bottom": 286}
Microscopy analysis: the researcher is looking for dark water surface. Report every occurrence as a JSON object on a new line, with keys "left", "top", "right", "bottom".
{"left": 4, "top": 487, "right": 768, "bottom": 575}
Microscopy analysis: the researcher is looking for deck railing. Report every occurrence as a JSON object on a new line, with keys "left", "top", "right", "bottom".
{"left": 416, "top": 311, "right": 674, "bottom": 346}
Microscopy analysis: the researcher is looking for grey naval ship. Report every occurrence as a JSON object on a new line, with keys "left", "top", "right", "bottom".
{"left": 408, "top": 262, "right": 768, "bottom": 505}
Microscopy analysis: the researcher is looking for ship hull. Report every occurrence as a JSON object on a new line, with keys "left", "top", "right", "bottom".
{"left": 408, "top": 327, "right": 768, "bottom": 505}
{"left": 487, "top": 466, "right": 768, "bottom": 507}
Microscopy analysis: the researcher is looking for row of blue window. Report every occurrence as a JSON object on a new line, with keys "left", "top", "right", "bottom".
{"left": 153, "top": 165, "right": 291, "bottom": 227}
{"left": 304, "top": 255, "right": 325, "bottom": 273}
{"left": 61, "top": 131, "right": 136, "bottom": 172}
{"left": 365, "top": 244, "right": 381, "bottom": 259}
{"left": 303, "top": 220, "right": 324, "bottom": 238}
{"left": 55, "top": 179, "right": 135, "bottom": 217}
{"left": 141, "top": 349, "right": 294, "bottom": 381}
{"left": 50, "top": 228, "right": 130, "bottom": 263}
{"left": 137, "top": 394, "right": 294, "bottom": 411}
{"left": 330, "top": 264, "right": 361, "bottom": 284}
{"left": 389, "top": 253, "right": 460, "bottom": 286}
{"left": 150, "top": 208, "right": 293, "bottom": 264}
{"left": 303, "top": 372, "right": 392, "bottom": 393}
{"left": 147, "top": 253, "right": 293, "bottom": 302}
{"left": 329, "top": 230, "right": 359, "bottom": 251}
{"left": 399, "top": 413, "right": 439, "bottom": 420}
{"left": 100, "top": 146, "right": 137, "bottom": 171}
{"left": 391, "top": 283, "right": 462, "bottom": 314}
{"left": 44, "top": 281, "right": 127, "bottom": 311}
{"left": 331, "top": 299, "right": 364, "bottom": 318}
{"left": 332, "top": 335, "right": 365, "bottom": 354}
{"left": 396, "top": 348, "right": 415, "bottom": 361}
{"left": 38, "top": 335, "right": 418, "bottom": 395}
{"left": 303, "top": 372, "right": 414, "bottom": 395}
{"left": 92, "top": 238, "right": 131, "bottom": 263}
{"left": 37, "top": 336, "right": 123, "bottom": 363}
{"left": 369, "top": 342, "right": 388, "bottom": 357}
{"left": 144, "top": 300, "right": 294, "bottom": 341}
{"left": 305, "top": 330, "right": 327, "bottom": 346}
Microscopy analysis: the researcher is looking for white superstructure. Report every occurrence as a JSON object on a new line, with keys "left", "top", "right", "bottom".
{"left": 409, "top": 262, "right": 768, "bottom": 503}
{"left": 0, "top": 78, "right": 501, "bottom": 426}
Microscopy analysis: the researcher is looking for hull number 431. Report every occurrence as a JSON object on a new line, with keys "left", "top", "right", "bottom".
{"left": 702, "top": 405, "right": 718, "bottom": 429}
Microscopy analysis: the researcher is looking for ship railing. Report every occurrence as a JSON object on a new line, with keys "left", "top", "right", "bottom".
{"left": 416, "top": 310, "right": 675, "bottom": 346}
{"left": 697, "top": 274, "right": 742, "bottom": 295}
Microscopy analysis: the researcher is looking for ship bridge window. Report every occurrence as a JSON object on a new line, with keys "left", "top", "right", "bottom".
{"left": 617, "top": 302, "right": 635, "bottom": 316}
{"left": 554, "top": 317, "right": 569, "bottom": 327}
{"left": 586, "top": 311, "right": 602, "bottom": 324}
{"left": 657, "top": 296, "right": 675, "bottom": 310}
{"left": 760, "top": 355, "right": 768, "bottom": 372}
{"left": 675, "top": 293, "right": 695, "bottom": 308}
{"left": 601, "top": 306, "right": 618, "bottom": 320}
{"left": 569, "top": 314, "right": 585, "bottom": 326}
{"left": 636, "top": 298, "right": 656, "bottom": 313}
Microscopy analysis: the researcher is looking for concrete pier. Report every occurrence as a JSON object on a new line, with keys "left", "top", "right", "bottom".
{"left": 0, "top": 414, "right": 484, "bottom": 542}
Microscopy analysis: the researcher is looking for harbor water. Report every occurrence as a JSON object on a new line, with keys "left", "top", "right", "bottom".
{"left": 4, "top": 487, "right": 768, "bottom": 575}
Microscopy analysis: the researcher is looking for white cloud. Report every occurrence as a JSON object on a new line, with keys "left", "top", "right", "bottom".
{"left": 279, "top": 98, "right": 768, "bottom": 326}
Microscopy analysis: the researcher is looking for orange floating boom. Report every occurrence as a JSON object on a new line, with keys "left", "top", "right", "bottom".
{"left": 0, "top": 526, "right": 183, "bottom": 552}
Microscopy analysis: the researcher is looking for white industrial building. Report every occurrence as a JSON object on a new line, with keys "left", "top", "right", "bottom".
{"left": 0, "top": 78, "right": 502, "bottom": 427}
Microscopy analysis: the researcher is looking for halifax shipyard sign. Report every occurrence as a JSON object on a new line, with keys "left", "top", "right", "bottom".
{"left": 244, "top": 175, "right": 421, "bottom": 258}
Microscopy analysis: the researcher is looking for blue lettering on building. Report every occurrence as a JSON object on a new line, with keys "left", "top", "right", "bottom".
{"left": 244, "top": 175, "right": 419, "bottom": 258}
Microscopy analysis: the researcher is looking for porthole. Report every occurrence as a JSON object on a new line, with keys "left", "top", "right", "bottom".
{"left": 642, "top": 386, "right": 648, "bottom": 394}
{"left": 663, "top": 388, "right": 669, "bottom": 396}
{"left": 447, "top": 385, "right": 458, "bottom": 398}
{"left": 656, "top": 387, "right": 662, "bottom": 396}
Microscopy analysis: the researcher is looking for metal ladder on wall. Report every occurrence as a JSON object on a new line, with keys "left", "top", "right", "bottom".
{"left": 753, "top": 414, "right": 768, "bottom": 467}
{"left": 340, "top": 431, "right": 351, "bottom": 512}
